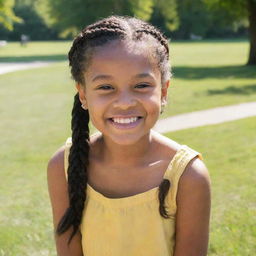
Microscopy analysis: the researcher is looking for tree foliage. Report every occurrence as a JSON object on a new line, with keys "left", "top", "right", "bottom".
{"left": 46, "top": 0, "right": 178, "bottom": 37}
{"left": 12, "top": 0, "right": 57, "bottom": 40}
{"left": 153, "top": 0, "right": 179, "bottom": 31}
{"left": 0, "top": 0, "right": 58, "bottom": 40}
{"left": 204, "top": 0, "right": 256, "bottom": 65}
{"left": 0, "top": 0, "right": 21, "bottom": 30}
{"left": 47, "top": 0, "right": 125, "bottom": 36}
{"left": 203, "top": 0, "right": 248, "bottom": 19}
{"left": 131, "top": 0, "right": 154, "bottom": 21}
{"left": 175, "top": 0, "right": 210, "bottom": 39}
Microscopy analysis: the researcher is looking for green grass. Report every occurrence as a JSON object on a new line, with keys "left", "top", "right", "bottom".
{"left": 166, "top": 117, "right": 256, "bottom": 255}
{"left": 0, "top": 64, "right": 73, "bottom": 255}
{"left": 0, "top": 41, "right": 71, "bottom": 62}
{"left": 0, "top": 39, "right": 248, "bottom": 65}
{"left": 0, "top": 40, "right": 255, "bottom": 255}
{"left": 163, "top": 39, "right": 256, "bottom": 117}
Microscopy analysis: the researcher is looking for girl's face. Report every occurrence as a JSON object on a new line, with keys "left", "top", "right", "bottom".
{"left": 76, "top": 40, "right": 169, "bottom": 145}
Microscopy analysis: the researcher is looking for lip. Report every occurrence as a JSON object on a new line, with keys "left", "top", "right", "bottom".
{"left": 108, "top": 115, "right": 142, "bottom": 119}
{"left": 107, "top": 116, "right": 143, "bottom": 129}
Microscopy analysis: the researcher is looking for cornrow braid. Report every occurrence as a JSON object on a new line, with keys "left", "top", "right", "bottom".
{"left": 86, "top": 20, "right": 125, "bottom": 31}
{"left": 68, "top": 22, "right": 126, "bottom": 84}
{"left": 59, "top": 15, "right": 172, "bottom": 243}
{"left": 133, "top": 21, "right": 171, "bottom": 83}
{"left": 56, "top": 93, "right": 90, "bottom": 243}
{"left": 135, "top": 24, "right": 169, "bottom": 56}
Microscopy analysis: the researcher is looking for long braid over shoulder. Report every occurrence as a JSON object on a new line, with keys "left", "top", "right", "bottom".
{"left": 58, "top": 15, "right": 172, "bottom": 243}
{"left": 56, "top": 93, "right": 90, "bottom": 242}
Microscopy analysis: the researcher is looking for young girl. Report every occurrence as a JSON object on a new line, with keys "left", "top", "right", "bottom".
{"left": 47, "top": 15, "right": 211, "bottom": 256}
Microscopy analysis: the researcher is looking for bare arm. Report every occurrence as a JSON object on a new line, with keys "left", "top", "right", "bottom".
{"left": 47, "top": 147, "right": 83, "bottom": 256}
{"left": 174, "top": 157, "right": 211, "bottom": 256}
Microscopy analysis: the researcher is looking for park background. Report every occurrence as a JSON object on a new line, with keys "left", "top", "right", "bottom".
{"left": 0, "top": 0, "right": 256, "bottom": 255}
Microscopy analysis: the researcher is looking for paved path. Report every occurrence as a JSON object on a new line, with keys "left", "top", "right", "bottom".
{"left": 153, "top": 101, "right": 256, "bottom": 133}
{"left": 0, "top": 61, "right": 56, "bottom": 75}
{"left": 1, "top": 62, "right": 255, "bottom": 132}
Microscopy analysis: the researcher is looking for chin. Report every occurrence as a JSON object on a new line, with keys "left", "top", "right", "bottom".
{"left": 106, "top": 133, "right": 149, "bottom": 146}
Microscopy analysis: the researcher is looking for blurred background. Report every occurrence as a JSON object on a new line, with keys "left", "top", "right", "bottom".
{"left": 0, "top": 0, "right": 255, "bottom": 255}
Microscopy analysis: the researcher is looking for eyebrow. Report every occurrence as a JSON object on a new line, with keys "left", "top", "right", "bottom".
{"left": 134, "top": 73, "right": 155, "bottom": 80}
{"left": 91, "top": 72, "right": 155, "bottom": 82}
{"left": 92, "top": 74, "right": 113, "bottom": 82}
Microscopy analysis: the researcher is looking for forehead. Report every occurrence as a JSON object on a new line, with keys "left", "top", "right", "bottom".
{"left": 85, "top": 40, "right": 160, "bottom": 82}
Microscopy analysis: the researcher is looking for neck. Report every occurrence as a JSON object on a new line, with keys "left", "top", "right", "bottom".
{"left": 98, "top": 131, "right": 153, "bottom": 167}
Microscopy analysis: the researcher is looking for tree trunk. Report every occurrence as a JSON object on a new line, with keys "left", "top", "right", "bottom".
{"left": 247, "top": 0, "right": 256, "bottom": 65}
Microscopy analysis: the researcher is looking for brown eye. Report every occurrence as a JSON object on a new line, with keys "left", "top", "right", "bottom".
{"left": 135, "top": 83, "right": 150, "bottom": 89}
{"left": 97, "top": 85, "right": 113, "bottom": 90}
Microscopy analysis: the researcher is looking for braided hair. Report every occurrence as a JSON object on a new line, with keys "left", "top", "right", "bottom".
{"left": 57, "top": 15, "right": 172, "bottom": 243}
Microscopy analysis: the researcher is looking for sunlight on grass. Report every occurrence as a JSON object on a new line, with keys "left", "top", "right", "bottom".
{"left": 171, "top": 40, "right": 249, "bottom": 67}
{"left": 0, "top": 41, "right": 72, "bottom": 62}
{"left": 166, "top": 117, "right": 256, "bottom": 255}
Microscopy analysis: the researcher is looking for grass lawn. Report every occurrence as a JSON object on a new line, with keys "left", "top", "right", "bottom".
{"left": 0, "top": 40, "right": 255, "bottom": 255}
{"left": 164, "top": 39, "right": 256, "bottom": 117}
{"left": 0, "top": 41, "right": 72, "bottom": 62}
{"left": 166, "top": 117, "right": 256, "bottom": 255}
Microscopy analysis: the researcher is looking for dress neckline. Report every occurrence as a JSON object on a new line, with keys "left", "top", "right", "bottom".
{"left": 85, "top": 145, "right": 185, "bottom": 207}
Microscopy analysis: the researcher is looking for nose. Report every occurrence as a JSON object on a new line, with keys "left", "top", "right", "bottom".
{"left": 113, "top": 90, "right": 137, "bottom": 109}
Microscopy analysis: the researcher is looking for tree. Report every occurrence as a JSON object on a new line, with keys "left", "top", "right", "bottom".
{"left": 204, "top": 0, "right": 256, "bottom": 65}
{"left": 46, "top": 0, "right": 179, "bottom": 38}
{"left": 46, "top": 0, "right": 156, "bottom": 37}
{"left": 150, "top": 0, "right": 179, "bottom": 36}
{"left": 0, "top": 0, "right": 21, "bottom": 30}
{"left": 130, "top": 0, "right": 154, "bottom": 21}
{"left": 175, "top": 0, "right": 210, "bottom": 39}
{"left": 0, "top": 0, "right": 58, "bottom": 40}
{"left": 11, "top": 0, "right": 58, "bottom": 40}
{"left": 248, "top": 0, "right": 256, "bottom": 65}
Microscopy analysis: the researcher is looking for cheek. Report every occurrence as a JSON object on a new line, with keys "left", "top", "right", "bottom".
{"left": 86, "top": 96, "right": 110, "bottom": 123}
{"left": 144, "top": 90, "right": 162, "bottom": 107}
{"left": 86, "top": 92, "right": 108, "bottom": 110}
{"left": 142, "top": 93, "right": 162, "bottom": 118}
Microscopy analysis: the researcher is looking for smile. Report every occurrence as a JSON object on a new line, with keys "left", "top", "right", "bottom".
{"left": 112, "top": 117, "right": 139, "bottom": 124}
{"left": 108, "top": 116, "right": 143, "bottom": 129}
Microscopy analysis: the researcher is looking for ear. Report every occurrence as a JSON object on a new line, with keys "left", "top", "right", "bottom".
{"left": 161, "top": 80, "right": 170, "bottom": 105}
{"left": 76, "top": 83, "right": 87, "bottom": 109}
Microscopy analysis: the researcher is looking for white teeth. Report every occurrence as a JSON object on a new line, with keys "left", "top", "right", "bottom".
{"left": 112, "top": 117, "right": 139, "bottom": 124}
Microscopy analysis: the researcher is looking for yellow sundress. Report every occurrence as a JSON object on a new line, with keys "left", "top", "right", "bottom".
{"left": 64, "top": 137, "right": 202, "bottom": 256}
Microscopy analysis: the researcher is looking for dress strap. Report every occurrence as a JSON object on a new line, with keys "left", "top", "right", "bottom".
{"left": 164, "top": 145, "right": 203, "bottom": 215}
{"left": 64, "top": 137, "right": 72, "bottom": 179}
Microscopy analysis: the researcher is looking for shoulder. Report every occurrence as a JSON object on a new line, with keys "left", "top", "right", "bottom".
{"left": 181, "top": 157, "right": 211, "bottom": 188}
{"left": 47, "top": 145, "right": 84, "bottom": 255}
{"left": 47, "top": 145, "right": 67, "bottom": 191}
{"left": 177, "top": 157, "right": 211, "bottom": 205}
{"left": 174, "top": 157, "right": 211, "bottom": 255}
{"left": 47, "top": 145, "right": 66, "bottom": 177}
{"left": 47, "top": 145, "right": 69, "bottom": 225}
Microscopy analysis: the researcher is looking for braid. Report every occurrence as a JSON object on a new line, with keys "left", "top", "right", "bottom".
{"left": 59, "top": 15, "right": 172, "bottom": 244}
{"left": 135, "top": 24, "right": 169, "bottom": 56}
{"left": 68, "top": 20, "right": 126, "bottom": 84}
{"left": 158, "top": 179, "right": 172, "bottom": 218}
{"left": 57, "top": 93, "right": 90, "bottom": 243}
{"left": 134, "top": 22, "right": 171, "bottom": 82}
